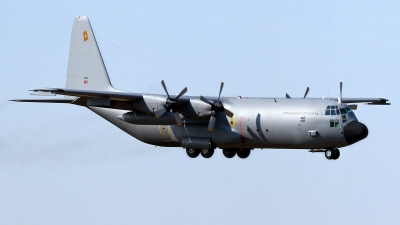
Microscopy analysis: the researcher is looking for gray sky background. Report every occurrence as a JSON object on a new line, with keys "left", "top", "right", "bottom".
{"left": 1, "top": 1, "right": 399, "bottom": 224}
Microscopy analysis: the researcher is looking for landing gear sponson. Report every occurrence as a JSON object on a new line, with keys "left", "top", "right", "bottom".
{"left": 186, "top": 148, "right": 252, "bottom": 159}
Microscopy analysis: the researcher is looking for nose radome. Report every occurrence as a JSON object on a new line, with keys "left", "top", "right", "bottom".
{"left": 343, "top": 121, "right": 369, "bottom": 145}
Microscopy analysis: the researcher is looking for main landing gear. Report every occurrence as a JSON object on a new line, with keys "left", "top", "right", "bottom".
{"left": 186, "top": 148, "right": 200, "bottom": 158}
{"left": 200, "top": 148, "right": 214, "bottom": 158}
{"left": 186, "top": 148, "right": 251, "bottom": 159}
{"left": 186, "top": 148, "right": 215, "bottom": 158}
{"left": 325, "top": 148, "right": 340, "bottom": 160}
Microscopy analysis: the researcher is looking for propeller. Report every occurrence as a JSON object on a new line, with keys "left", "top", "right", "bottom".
{"left": 155, "top": 80, "right": 187, "bottom": 126}
{"left": 285, "top": 87, "right": 309, "bottom": 99}
{"left": 200, "top": 82, "right": 234, "bottom": 131}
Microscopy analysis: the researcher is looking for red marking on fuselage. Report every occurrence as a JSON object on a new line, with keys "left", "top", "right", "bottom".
{"left": 240, "top": 116, "right": 243, "bottom": 136}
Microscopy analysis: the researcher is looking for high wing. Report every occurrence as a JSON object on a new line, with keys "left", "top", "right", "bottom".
{"left": 10, "top": 87, "right": 192, "bottom": 114}
{"left": 10, "top": 88, "right": 143, "bottom": 104}
{"left": 28, "top": 88, "right": 143, "bottom": 101}
{"left": 339, "top": 98, "right": 390, "bottom": 105}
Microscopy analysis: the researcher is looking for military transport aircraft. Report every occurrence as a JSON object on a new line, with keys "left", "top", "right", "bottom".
{"left": 11, "top": 16, "right": 390, "bottom": 160}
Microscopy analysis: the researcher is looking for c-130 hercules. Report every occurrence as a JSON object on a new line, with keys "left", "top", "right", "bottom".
{"left": 11, "top": 16, "right": 390, "bottom": 160}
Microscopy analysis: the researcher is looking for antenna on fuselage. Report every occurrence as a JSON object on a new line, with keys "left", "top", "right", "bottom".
{"left": 323, "top": 83, "right": 331, "bottom": 100}
{"left": 303, "top": 87, "right": 310, "bottom": 99}
{"left": 339, "top": 82, "right": 343, "bottom": 104}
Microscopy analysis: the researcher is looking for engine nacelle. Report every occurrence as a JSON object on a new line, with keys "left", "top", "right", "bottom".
{"left": 180, "top": 98, "right": 212, "bottom": 118}
{"left": 132, "top": 95, "right": 166, "bottom": 114}
{"left": 116, "top": 111, "right": 184, "bottom": 125}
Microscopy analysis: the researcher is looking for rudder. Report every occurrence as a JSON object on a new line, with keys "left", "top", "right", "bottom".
{"left": 65, "top": 16, "right": 114, "bottom": 91}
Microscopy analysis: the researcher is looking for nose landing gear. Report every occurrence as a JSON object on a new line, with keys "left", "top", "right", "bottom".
{"left": 325, "top": 148, "right": 340, "bottom": 160}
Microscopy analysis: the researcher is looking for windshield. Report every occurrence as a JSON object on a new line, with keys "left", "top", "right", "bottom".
{"left": 340, "top": 108, "right": 347, "bottom": 114}
{"left": 324, "top": 106, "right": 341, "bottom": 115}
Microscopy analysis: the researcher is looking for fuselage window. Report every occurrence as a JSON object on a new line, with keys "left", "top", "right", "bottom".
{"left": 330, "top": 119, "right": 339, "bottom": 127}
{"left": 342, "top": 115, "right": 347, "bottom": 123}
{"left": 340, "top": 108, "right": 346, "bottom": 114}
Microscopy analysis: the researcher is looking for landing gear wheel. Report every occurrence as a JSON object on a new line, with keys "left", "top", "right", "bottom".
{"left": 201, "top": 148, "right": 214, "bottom": 158}
{"left": 325, "top": 148, "right": 335, "bottom": 160}
{"left": 222, "top": 149, "right": 236, "bottom": 158}
{"left": 237, "top": 148, "right": 251, "bottom": 159}
{"left": 186, "top": 148, "right": 200, "bottom": 158}
{"left": 332, "top": 149, "right": 340, "bottom": 160}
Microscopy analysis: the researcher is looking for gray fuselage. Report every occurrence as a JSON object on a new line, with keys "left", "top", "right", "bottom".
{"left": 89, "top": 97, "right": 363, "bottom": 150}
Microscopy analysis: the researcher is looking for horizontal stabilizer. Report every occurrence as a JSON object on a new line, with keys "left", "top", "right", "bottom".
{"left": 9, "top": 99, "right": 74, "bottom": 103}
{"left": 30, "top": 91, "right": 56, "bottom": 96}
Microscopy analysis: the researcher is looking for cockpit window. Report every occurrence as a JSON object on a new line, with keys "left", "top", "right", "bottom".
{"left": 340, "top": 108, "right": 346, "bottom": 114}
{"left": 325, "top": 106, "right": 331, "bottom": 115}
{"left": 325, "top": 106, "right": 337, "bottom": 115}
{"left": 325, "top": 105, "right": 346, "bottom": 116}
{"left": 330, "top": 107, "right": 336, "bottom": 115}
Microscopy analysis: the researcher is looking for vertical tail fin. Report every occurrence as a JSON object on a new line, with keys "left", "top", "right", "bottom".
{"left": 65, "top": 16, "right": 114, "bottom": 91}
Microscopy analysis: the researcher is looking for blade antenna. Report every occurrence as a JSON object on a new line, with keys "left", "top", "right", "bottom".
{"left": 303, "top": 87, "right": 310, "bottom": 99}
{"left": 339, "top": 82, "right": 343, "bottom": 104}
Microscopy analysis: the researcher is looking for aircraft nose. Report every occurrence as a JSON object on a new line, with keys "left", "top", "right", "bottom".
{"left": 343, "top": 121, "right": 368, "bottom": 145}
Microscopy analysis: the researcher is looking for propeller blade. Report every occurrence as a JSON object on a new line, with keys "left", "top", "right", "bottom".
{"left": 161, "top": 80, "right": 171, "bottom": 99}
{"left": 339, "top": 82, "right": 343, "bottom": 104}
{"left": 285, "top": 93, "right": 291, "bottom": 99}
{"left": 173, "top": 111, "right": 183, "bottom": 126}
{"left": 217, "top": 82, "right": 224, "bottom": 103}
{"left": 208, "top": 116, "right": 217, "bottom": 132}
{"left": 154, "top": 108, "right": 167, "bottom": 118}
{"left": 199, "top": 95, "right": 212, "bottom": 105}
{"left": 303, "top": 87, "right": 310, "bottom": 99}
{"left": 175, "top": 87, "right": 188, "bottom": 100}
{"left": 222, "top": 109, "right": 234, "bottom": 118}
